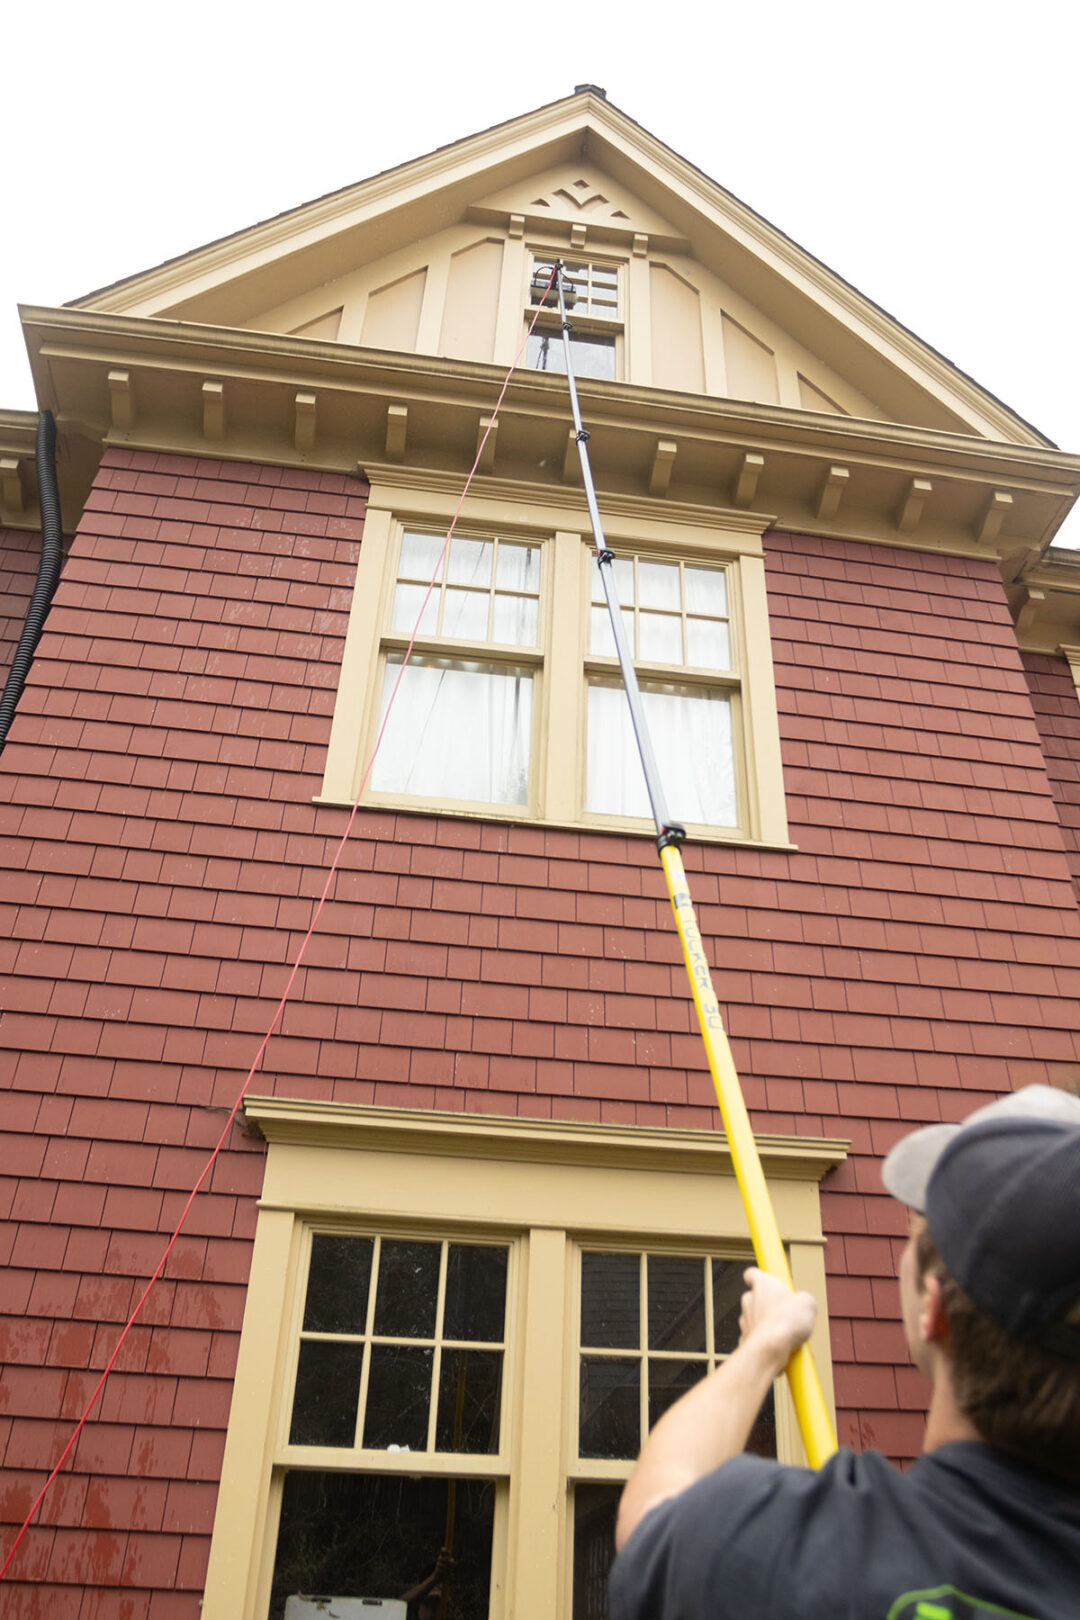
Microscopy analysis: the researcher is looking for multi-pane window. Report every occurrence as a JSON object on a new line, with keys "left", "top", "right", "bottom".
{"left": 370, "top": 531, "right": 542, "bottom": 807}
{"left": 586, "top": 557, "right": 738, "bottom": 828}
{"left": 205, "top": 1110, "right": 837, "bottom": 1619}
{"left": 527, "top": 257, "right": 621, "bottom": 380}
{"left": 570, "top": 1249, "right": 776, "bottom": 1620}
{"left": 271, "top": 1233, "right": 510, "bottom": 1619}
{"left": 322, "top": 487, "right": 790, "bottom": 846}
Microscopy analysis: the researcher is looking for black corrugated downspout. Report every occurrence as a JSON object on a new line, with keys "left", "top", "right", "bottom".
{"left": 0, "top": 410, "right": 63, "bottom": 752}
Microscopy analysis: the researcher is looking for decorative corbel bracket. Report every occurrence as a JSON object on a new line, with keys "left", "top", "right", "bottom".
{"left": 816, "top": 465, "right": 850, "bottom": 522}
{"left": 108, "top": 369, "right": 134, "bottom": 432}
{"left": 386, "top": 403, "right": 408, "bottom": 462}
{"left": 733, "top": 451, "right": 765, "bottom": 509}
{"left": 649, "top": 440, "right": 677, "bottom": 498}
{"left": 476, "top": 415, "right": 498, "bottom": 475}
{"left": 202, "top": 381, "right": 225, "bottom": 441}
{"left": 0, "top": 457, "right": 25, "bottom": 515}
{"left": 896, "top": 477, "right": 932, "bottom": 534}
{"left": 977, "top": 491, "right": 1013, "bottom": 546}
{"left": 294, "top": 392, "right": 317, "bottom": 455}
{"left": 1014, "top": 586, "right": 1046, "bottom": 637}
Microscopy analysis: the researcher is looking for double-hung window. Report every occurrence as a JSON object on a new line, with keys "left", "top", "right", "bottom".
{"left": 526, "top": 257, "right": 621, "bottom": 381}
{"left": 320, "top": 478, "right": 788, "bottom": 847}
{"left": 585, "top": 555, "right": 737, "bottom": 827}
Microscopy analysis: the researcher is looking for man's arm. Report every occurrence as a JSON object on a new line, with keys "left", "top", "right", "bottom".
{"left": 615, "top": 1268, "right": 817, "bottom": 1550}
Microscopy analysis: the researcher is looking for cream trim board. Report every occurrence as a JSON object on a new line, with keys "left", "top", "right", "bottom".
{"left": 200, "top": 1101, "right": 844, "bottom": 1620}
{"left": 319, "top": 476, "right": 790, "bottom": 846}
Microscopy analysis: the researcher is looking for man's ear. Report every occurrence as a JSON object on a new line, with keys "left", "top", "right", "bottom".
{"left": 919, "top": 1271, "right": 949, "bottom": 1345}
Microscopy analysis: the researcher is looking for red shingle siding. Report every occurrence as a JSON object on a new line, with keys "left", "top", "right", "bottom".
{"left": 1020, "top": 649, "right": 1080, "bottom": 897}
{"left": 3, "top": 468, "right": 1080, "bottom": 1608}
{"left": 1, "top": 525, "right": 40, "bottom": 695}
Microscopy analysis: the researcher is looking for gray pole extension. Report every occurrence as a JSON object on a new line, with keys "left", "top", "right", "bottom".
{"left": 554, "top": 262, "right": 683, "bottom": 844}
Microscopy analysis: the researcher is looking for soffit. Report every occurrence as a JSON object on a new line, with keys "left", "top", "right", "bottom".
{"left": 63, "top": 93, "right": 1046, "bottom": 450}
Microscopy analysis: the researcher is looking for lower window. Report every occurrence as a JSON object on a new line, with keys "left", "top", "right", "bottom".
{"left": 202, "top": 1104, "right": 841, "bottom": 1620}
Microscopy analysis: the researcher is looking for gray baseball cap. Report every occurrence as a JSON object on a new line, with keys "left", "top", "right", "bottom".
{"left": 881, "top": 1084, "right": 1080, "bottom": 1212}
{"left": 883, "top": 1084, "right": 1080, "bottom": 1358}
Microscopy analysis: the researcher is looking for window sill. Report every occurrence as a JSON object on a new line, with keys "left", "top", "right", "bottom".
{"left": 310, "top": 794, "right": 797, "bottom": 853}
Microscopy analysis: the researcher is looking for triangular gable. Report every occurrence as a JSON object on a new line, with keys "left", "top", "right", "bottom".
{"left": 66, "top": 92, "right": 1046, "bottom": 447}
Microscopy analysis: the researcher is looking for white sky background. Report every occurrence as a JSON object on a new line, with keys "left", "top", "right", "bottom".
{"left": 4, "top": 1, "right": 1078, "bottom": 541}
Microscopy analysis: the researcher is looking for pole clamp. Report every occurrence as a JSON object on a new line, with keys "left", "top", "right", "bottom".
{"left": 576, "top": 429, "right": 590, "bottom": 444}
{"left": 597, "top": 548, "right": 616, "bottom": 565}
{"left": 657, "top": 824, "right": 687, "bottom": 851}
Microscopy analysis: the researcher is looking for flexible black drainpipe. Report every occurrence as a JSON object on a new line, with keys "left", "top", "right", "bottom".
{"left": 0, "top": 410, "right": 63, "bottom": 752}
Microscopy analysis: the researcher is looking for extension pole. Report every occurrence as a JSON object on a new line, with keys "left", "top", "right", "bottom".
{"left": 554, "top": 265, "right": 836, "bottom": 1469}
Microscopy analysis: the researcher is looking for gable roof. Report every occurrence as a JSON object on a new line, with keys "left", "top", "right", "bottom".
{"left": 66, "top": 90, "right": 1049, "bottom": 449}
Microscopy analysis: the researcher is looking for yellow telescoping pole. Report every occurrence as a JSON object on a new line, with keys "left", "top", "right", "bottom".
{"left": 552, "top": 262, "right": 836, "bottom": 1468}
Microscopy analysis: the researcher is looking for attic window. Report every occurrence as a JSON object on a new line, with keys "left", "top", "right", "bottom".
{"left": 527, "top": 257, "right": 621, "bottom": 381}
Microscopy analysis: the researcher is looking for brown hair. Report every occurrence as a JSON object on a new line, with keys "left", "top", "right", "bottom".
{"left": 916, "top": 1227, "right": 1080, "bottom": 1485}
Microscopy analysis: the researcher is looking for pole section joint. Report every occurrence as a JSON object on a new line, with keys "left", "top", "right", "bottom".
{"left": 656, "top": 825, "right": 687, "bottom": 852}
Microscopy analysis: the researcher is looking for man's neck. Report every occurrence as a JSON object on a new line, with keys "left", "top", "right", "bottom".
{"left": 922, "top": 1366, "right": 981, "bottom": 1454}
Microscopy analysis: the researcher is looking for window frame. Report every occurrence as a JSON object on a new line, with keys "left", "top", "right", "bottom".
{"left": 319, "top": 472, "right": 790, "bottom": 847}
{"left": 526, "top": 252, "right": 625, "bottom": 382}
{"left": 200, "top": 1100, "right": 845, "bottom": 1620}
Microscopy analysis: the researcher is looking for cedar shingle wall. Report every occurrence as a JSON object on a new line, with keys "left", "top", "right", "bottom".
{"left": 1020, "top": 649, "right": 1080, "bottom": 896}
{"left": 1, "top": 525, "right": 40, "bottom": 695}
{"left": 3, "top": 457, "right": 1080, "bottom": 1613}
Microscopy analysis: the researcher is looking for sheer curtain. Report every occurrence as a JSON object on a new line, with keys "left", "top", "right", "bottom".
{"left": 371, "top": 656, "right": 533, "bottom": 806}
{"left": 586, "top": 682, "right": 736, "bottom": 827}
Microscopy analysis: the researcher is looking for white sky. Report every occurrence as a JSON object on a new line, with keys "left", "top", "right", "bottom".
{"left": 5, "top": 1, "right": 1079, "bottom": 541}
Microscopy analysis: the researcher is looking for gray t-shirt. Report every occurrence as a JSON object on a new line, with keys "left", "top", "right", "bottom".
{"left": 609, "top": 1443, "right": 1080, "bottom": 1620}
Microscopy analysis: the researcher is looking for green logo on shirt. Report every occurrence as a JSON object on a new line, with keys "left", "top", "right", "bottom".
{"left": 888, "top": 1588, "right": 1038, "bottom": 1620}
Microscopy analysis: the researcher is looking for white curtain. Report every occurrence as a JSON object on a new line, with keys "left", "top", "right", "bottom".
{"left": 586, "top": 682, "right": 736, "bottom": 827}
{"left": 371, "top": 656, "right": 533, "bottom": 806}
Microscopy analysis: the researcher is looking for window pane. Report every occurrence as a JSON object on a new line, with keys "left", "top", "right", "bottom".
{"left": 435, "top": 1349, "right": 502, "bottom": 1453}
{"left": 390, "top": 580, "right": 438, "bottom": 636}
{"left": 684, "top": 566, "right": 726, "bottom": 615}
{"left": 442, "top": 588, "right": 489, "bottom": 641}
{"left": 363, "top": 1344, "right": 433, "bottom": 1450}
{"left": 373, "top": 1239, "right": 440, "bottom": 1338}
{"left": 579, "top": 1358, "right": 640, "bottom": 1459}
{"left": 290, "top": 1341, "right": 364, "bottom": 1447}
{"left": 647, "top": 1255, "right": 706, "bottom": 1351}
{"left": 581, "top": 1252, "right": 639, "bottom": 1348}
{"left": 586, "top": 682, "right": 736, "bottom": 827}
{"left": 399, "top": 531, "right": 446, "bottom": 581}
{"left": 638, "top": 611, "right": 682, "bottom": 664}
{"left": 304, "top": 1235, "right": 373, "bottom": 1335}
{"left": 572, "top": 1484, "right": 621, "bottom": 1620}
{"left": 447, "top": 537, "right": 492, "bottom": 587}
{"left": 592, "top": 557, "right": 633, "bottom": 604}
{"left": 712, "top": 1259, "right": 744, "bottom": 1354}
{"left": 270, "top": 1472, "right": 495, "bottom": 1620}
{"left": 636, "top": 561, "right": 680, "bottom": 611}
{"left": 686, "top": 617, "right": 731, "bottom": 670}
{"left": 492, "top": 593, "right": 538, "bottom": 647}
{"left": 527, "top": 331, "right": 616, "bottom": 380}
{"left": 748, "top": 1387, "right": 778, "bottom": 1458}
{"left": 589, "top": 605, "right": 633, "bottom": 659}
{"left": 648, "top": 1357, "right": 706, "bottom": 1430}
{"left": 444, "top": 1245, "right": 508, "bottom": 1343}
{"left": 495, "top": 543, "right": 539, "bottom": 592}
{"left": 371, "top": 657, "right": 533, "bottom": 806}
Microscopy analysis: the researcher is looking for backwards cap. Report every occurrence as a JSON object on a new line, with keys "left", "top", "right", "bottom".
{"left": 882, "top": 1084, "right": 1080, "bottom": 1359}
